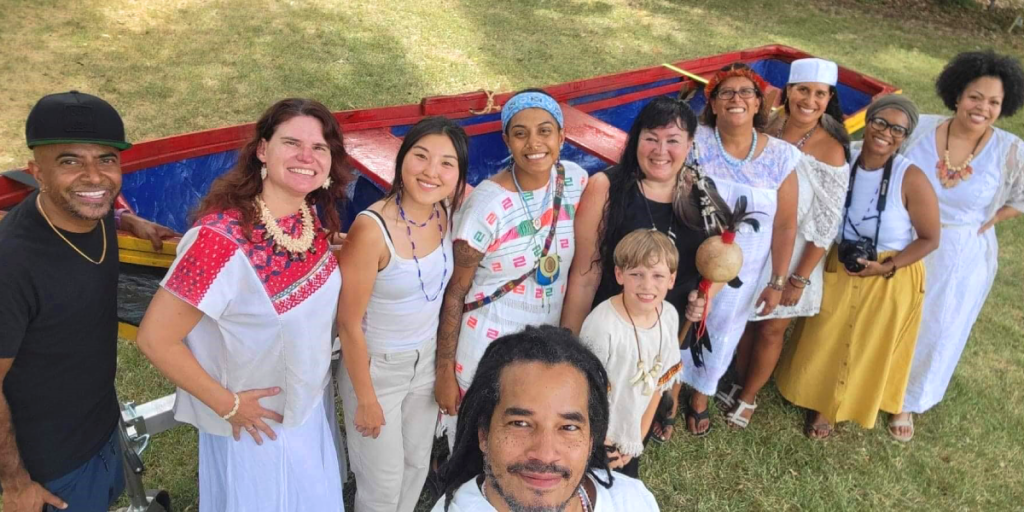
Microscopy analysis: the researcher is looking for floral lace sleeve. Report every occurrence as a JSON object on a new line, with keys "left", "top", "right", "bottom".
{"left": 1004, "top": 136, "right": 1024, "bottom": 215}
{"left": 798, "top": 155, "right": 850, "bottom": 249}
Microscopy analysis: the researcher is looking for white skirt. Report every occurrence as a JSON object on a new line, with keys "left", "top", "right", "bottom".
{"left": 198, "top": 397, "right": 344, "bottom": 512}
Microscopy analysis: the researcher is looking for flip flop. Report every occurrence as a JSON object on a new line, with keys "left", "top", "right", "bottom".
{"left": 686, "top": 398, "right": 712, "bottom": 437}
{"left": 650, "top": 416, "right": 676, "bottom": 444}
{"left": 888, "top": 414, "right": 914, "bottom": 442}
{"left": 804, "top": 410, "right": 833, "bottom": 440}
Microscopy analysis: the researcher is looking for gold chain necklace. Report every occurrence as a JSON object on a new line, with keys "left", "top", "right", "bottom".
{"left": 36, "top": 194, "right": 106, "bottom": 265}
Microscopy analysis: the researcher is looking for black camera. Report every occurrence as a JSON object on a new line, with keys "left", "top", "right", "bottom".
{"left": 838, "top": 237, "right": 877, "bottom": 273}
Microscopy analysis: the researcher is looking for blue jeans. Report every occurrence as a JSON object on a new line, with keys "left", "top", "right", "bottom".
{"left": 43, "top": 428, "right": 125, "bottom": 512}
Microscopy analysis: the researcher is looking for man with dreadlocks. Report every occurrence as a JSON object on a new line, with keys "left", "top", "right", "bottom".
{"left": 430, "top": 325, "right": 659, "bottom": 512}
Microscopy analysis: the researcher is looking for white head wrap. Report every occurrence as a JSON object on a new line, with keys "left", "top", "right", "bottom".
{"left": 788, "top": 58, "right": 838, "bottom": 86}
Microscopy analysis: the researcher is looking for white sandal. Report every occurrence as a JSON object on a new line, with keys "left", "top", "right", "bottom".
{"left": 725, "top": 400, "right": 757, "bottom": 429}
{"left": 715, "top": 383, "right": 742, "bottom": 411}
{"left": 888, "top": 414, "right": 914, "bottom": 442}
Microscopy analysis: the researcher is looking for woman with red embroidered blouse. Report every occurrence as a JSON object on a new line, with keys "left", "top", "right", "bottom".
{"left": 136, "top": 99, "right": 351, "bottom": 512}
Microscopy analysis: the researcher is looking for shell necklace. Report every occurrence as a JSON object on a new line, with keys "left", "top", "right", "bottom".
{"left": 256, "top": 196, "right": 315, "bottom": 259}
{"left": 937, "top": 120, "right": 988, "bottom": 189}
{"left": 622, "top": 297, "right": 664, "bottom": 396}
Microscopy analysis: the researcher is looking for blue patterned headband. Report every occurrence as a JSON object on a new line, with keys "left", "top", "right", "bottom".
{"left": 500, "top": 92, "right": 564, "bottom": 133}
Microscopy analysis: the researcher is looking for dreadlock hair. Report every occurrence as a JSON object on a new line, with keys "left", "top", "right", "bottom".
{"left": 384, "top": 116, "right": 470, "bottom": 211}
{"left": 777, "top": 85, "right": 852, "bottom": 160}
{"left": 700, "top": 62, "right": 769, "bottom": 132}
{"left": 436, "top": 325, "right": 613, "bottom": 511}
{"left": 596, "top": 96, "right": 728, "bottom": 275}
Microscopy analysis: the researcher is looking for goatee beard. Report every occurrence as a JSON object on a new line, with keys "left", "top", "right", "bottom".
{"left": 482, "top": 455, "right": 581, "bottom": 512}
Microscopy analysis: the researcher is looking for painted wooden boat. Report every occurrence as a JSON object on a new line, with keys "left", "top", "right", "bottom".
{"left": 0, "top": 44, "right": 898, "bottom": 338}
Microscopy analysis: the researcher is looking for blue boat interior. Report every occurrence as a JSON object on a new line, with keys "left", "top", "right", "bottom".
{"left": 121, "top": 59, "right": 873, "bottom": 234}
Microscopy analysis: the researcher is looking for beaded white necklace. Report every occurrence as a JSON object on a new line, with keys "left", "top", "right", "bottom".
{"left": 256, "top": 196, "right": 315, "bottom": 258}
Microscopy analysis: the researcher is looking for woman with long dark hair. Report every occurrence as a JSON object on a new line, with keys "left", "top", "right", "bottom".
{"left": 336, "top": 116, "right": 468, "bottom": 512}
{"left": 136, "top": 98, "right": 351, "bottom": 511}
{"left": 561, "top": 96, "right": 723, "bottom": 442}
{"left": 725, "top": 58, "right": 851, "bottom": 429}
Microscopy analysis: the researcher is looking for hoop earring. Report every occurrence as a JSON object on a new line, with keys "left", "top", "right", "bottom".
{"left": 321, "top": 177, "right": 331, "bottom": 190}
{"left": 260, "top": 165, "right": 268, "bottom": 180}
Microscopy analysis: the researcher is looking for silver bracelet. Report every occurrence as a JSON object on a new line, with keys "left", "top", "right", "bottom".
{"left": 789, "top": 273, "right": 811, "bottom": 287}
{"left": 221, "top": 393, "right": 240, "bottom": 421}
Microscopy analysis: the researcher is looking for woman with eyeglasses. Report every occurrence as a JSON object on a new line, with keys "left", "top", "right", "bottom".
{"left": 677, "top": 63, "right": 802, "bottom": 437}
{"left": 893, "top": 51, "right": 1024, "bottom": 442}
{"left": 775, "top": 95, "right": 940, "bottom": 440}
{"left": 723, "top": 58, "right": 851, "bottom": 430}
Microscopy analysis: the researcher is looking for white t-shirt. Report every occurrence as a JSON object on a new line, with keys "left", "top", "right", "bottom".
{"left": 430, "top": 473, "right": 660, "bottom": 512}
{"left": 579, "top": 298, "right": 681, "bottom": 457}
{"left": 451, "top": 161, "right": 588, "bottom": 389}
{"left": 161, "top": 209, "right": 341, "bottom": 436}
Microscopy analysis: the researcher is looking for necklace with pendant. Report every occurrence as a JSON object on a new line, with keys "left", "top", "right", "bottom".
{"left": 774, "top": 119, "right": 817, "bottom": 149}
{"left": 622, "top": 298, "right": 664, "bottom": 397}
{"left": 937, "top": 120, "right": 987, "bottom": 189}
{"left": 511, "top": 163, "right": 560, "bottom": 287}
{"left": 637, "top": 179, "right": 676, "bottom": 241}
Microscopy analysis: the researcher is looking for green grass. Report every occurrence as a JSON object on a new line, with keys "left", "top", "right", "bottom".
{"left": 2, "top": 0, "right": 1023, "bottom": 510}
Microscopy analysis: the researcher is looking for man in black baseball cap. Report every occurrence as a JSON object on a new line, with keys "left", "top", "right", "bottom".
{"left": 0, "top": 91, "right": 177, "bottom": 512}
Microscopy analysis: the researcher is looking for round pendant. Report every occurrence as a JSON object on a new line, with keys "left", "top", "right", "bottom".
{"left": 536, "top": 254, "right": 560, "bottom": 286}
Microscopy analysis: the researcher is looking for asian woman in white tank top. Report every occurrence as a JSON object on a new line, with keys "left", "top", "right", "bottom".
{"left": 336, "top": 117, "right": 469, "bottom": 512}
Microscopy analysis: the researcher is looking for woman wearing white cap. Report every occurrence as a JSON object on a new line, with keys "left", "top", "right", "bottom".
{"left": 719, "top": 58, "right": 851, "bottom": 429}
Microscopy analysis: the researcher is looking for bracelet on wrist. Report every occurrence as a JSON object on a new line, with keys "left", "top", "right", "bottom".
{"left": 882, "top": 257, "right": 897, "bottom": 279}
{"left": 768, "top": 274, "right": 786, "bottom": 291}
{"left": 221, "top": 392, "right": 240, "bottom": 421}
{"left": 788, "top": 275, "right": 807, "bottom": 289}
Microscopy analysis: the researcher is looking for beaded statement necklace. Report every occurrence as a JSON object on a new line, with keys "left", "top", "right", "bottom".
{"left": 774, "top": 119, "right": 818, "bottom": 150}
{"left": 937, "top": 120, "right": 988, "bottom": 189}
{"left": 256, "top": 196, "right": 316, "bottom": 260}
{"left": 622, "top": 297, "right": 665, "bottom": 397}
{"left": 36, "top": 194, "right": 107, "bottom": 265}
{"left": 715, "top": 126, "right": 758, "bottom": 168}
{"left": 396, "top": 192, "right": 448, "bottom": 302}
{"left": 481, "top": 479, "right": 591, "bottom": 512}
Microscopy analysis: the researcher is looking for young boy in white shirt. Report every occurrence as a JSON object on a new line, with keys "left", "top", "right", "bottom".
{"left": 579, "top": 229, "right": 682, "bottom": 478}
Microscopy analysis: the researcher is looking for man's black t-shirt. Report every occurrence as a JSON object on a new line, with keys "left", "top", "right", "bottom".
{"left": 0, "top": 191, "right": 119, "bottom": 483}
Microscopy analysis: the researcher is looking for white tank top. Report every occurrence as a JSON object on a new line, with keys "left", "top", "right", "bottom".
{"left": 841, "top": 151, "right": 915, "bottom": 252}
{"left": 358, "top": 210, "right": 453, "bottom": 352}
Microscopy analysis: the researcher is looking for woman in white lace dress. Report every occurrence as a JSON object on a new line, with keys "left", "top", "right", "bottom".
{"left": 679, "top": 63, "right": 801, "bottom": 436}
{"left": 721, "top": 59, "right": 851, "bottom": 429}
{"left": 892, "top": 51, "right": 1024, "bottom": 441}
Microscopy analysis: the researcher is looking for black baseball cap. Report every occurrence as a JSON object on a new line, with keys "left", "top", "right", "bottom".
{"left": 25, "top": 91, "right": 132, "bottom": 150}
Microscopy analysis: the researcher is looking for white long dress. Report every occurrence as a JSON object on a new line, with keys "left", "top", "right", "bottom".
{"left": 902, "top": 115, "right": 1024, "bottom": 413}
{"left": 161, "top": 210, "right": 344, "bottom": 512}
{"left": 680, "top": 126, "right": 801, "bottom": 396}
{"left": 749, "top": 154, "right": 849, "bottom": 319}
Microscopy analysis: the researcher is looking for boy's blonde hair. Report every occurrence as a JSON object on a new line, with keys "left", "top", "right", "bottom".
{"left": 613, "top": 229, "right": 679, "bottom": 273}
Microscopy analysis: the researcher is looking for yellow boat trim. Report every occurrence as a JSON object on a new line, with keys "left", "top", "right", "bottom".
{"left": 119, "top": 322, "right": 139, "bottom": 341}
{"left": 117, "top": 233, "right": 178, "bottom": 268}
{"left": 661, "top": 63, "right": 709, "bottom": 84}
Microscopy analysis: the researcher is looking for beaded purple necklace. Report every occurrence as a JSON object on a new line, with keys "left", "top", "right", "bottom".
{"left": 396, "top": 192, "right": 448, "bottom": 302}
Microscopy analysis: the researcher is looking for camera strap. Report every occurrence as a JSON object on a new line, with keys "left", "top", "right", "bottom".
{"left": 842, "top": 154, "right": 895, "bottom": 245}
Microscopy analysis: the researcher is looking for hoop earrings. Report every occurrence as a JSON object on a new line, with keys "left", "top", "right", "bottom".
{"left": 322, "top": 177, "right": 331, "bottom": 190}
{"left": 260, "top": 165, "right": 268, "bottom": 180}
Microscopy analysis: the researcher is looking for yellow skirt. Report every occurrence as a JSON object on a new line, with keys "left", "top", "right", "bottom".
{"left": 775, "top": 249, "right": 926, "bottom": 428}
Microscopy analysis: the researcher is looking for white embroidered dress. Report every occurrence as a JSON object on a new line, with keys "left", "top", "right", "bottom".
{"left": 749, "top": 153, "right": 849, "bottom": 319}
{"left": 903, "top": 115, "right": 1024, "bottom": 414}
{"left": 161, "top": 210, "right": 343, "bottom": 512}
{"left": 680, "top": 126, "right": 801, "bottom": 396}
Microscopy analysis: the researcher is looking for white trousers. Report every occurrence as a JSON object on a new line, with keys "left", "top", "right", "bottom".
{"left": 339, "top": 337, "right": 440, "bottom": 512}
{"left": 198, "top": 397, "right": 344, "bottom": 512}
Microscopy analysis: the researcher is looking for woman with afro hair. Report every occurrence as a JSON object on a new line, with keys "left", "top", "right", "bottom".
{"left": 892, "top": 50, "right": 1024, "bottom": 442}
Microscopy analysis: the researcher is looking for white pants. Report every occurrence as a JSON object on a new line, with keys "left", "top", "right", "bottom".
{"left": 198, "top": 397, "right": 344, "bottom": 512}
{"left": 339, "top": 337, "right": 440, "bottom": 512}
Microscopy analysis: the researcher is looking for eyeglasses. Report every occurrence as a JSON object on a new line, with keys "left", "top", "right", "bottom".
{"left": 867, "top": 117, "right": 909, "bottom": 138}
{"left": 715, "top": 88, "right": 758, "bottom": 100}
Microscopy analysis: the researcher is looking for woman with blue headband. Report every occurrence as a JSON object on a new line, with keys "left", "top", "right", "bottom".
{"left": 433, "top": 89, "right": 589, "bottom": 446}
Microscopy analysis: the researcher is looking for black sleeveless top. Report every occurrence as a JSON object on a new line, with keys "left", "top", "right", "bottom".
{"left": 591, "top": 177, "right": 706, "bottom": 318}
